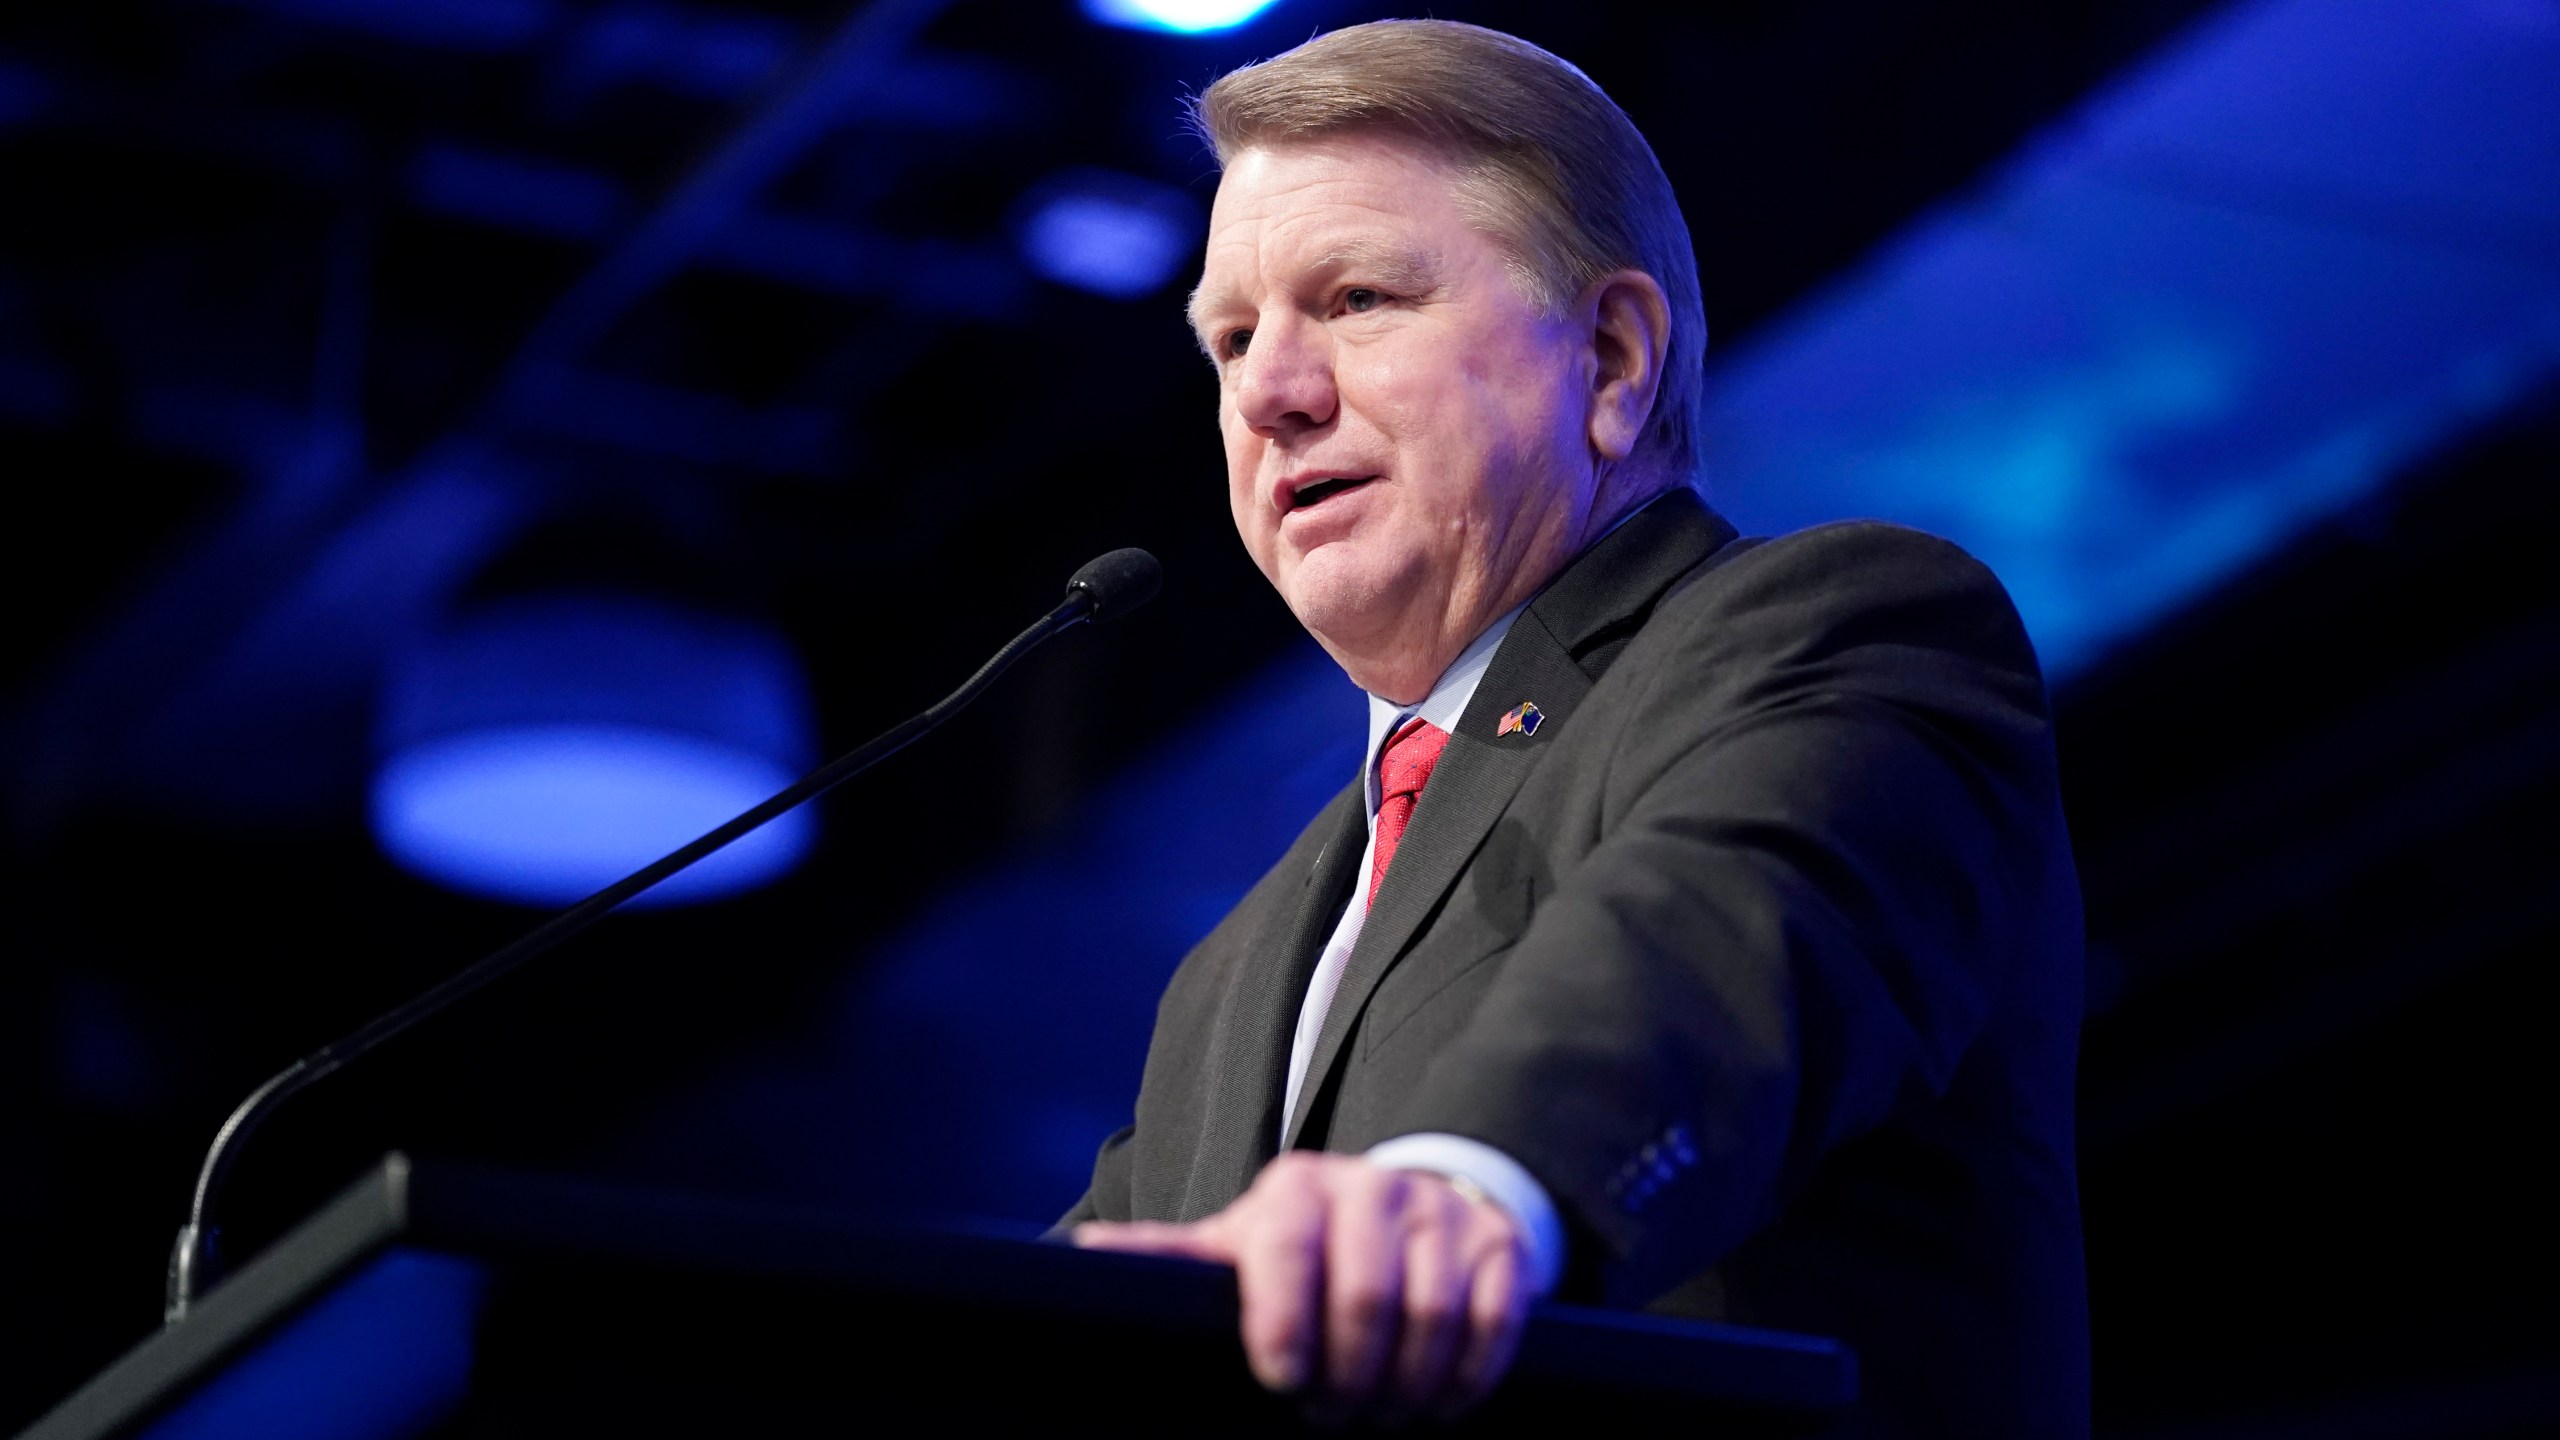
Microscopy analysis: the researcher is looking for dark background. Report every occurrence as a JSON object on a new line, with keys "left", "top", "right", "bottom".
{"left": 4, "top": 1, "right": 2555, "bottom": 1435}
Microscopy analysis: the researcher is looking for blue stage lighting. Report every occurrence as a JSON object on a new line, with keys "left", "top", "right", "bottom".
{"left": 142, "top": 1251, "right": 486, "bottom": 1440}
{"left": 1697, "top": 0, "right": 2560, "bottom": 676}
{"left": 1017, "top": 170, "right": 1199, "bottom": 300}
{"left": 372, "top": 596, "right": 816, "bottom": 907}
{"left": 1084, "top": 0, "right": 1279, "bottom": 36}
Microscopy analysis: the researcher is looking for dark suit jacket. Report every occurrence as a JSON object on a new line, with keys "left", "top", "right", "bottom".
{"left": 1065, "top": 489, "right": 2089, "bottom": 1437}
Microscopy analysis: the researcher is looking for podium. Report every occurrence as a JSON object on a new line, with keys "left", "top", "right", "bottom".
{"left": 21, "top": 1155, "right": 1855, "bottom": 1437}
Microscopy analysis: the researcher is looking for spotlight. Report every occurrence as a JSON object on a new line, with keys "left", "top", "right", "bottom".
{"left": 1016, "top": 169, "right": 1200, "bottom": 299}
{"left": 1083, "top": 0, "right": 1281, "bottom": 36}
{"left": 372, "top": 595, "right": 816, "bottom": 907}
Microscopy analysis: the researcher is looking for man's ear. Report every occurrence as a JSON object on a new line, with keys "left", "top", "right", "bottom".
{"left": 1582, "top": 269, "right": 1672, "bottom": 464}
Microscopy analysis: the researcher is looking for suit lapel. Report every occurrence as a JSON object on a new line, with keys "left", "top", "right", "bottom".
{"left": 1179, "top": 784, "right": 1366, "bottom": 1219}
{"left": 1281, "top": 489, "right": 1739, "bottom": 1148}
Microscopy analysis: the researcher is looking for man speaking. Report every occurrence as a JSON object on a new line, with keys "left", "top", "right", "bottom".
{"left": 1067, "top": 20, "right": 2087, "bottom": 1435}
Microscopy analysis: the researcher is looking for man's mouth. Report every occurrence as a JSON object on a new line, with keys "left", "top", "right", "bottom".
{"left": 1290, "top": 475, "right": 1377, "bottom": 510}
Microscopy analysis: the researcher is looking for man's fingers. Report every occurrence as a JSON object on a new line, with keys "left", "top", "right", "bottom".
{"left": 1115, "top": 1155, "right": 1536, "bottom": 1423}
{"left": 1442, "top": 1228, "right": 1530, "bottom": 1418}
{"left": 1070, "top": 1219, "right": 1233, "bottom": 1262}
{"left": 1232, "top": 1167, "right": 1329, "bottom": 1393}
{"left": 1386, "top": 1181, "right": 1469, "bottom": 1417}
{"left": 1316, "top": 1166, "right": 1407, "bottom": 1410}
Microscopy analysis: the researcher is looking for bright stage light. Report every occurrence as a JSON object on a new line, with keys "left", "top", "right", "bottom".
{"left": 1083, "top": 0, "right": 1281, "bottom": 36}
{"left": 1017, "top": 170, "right": 1199, "bottom": 299}
{"left": 373, "top": 727, "right": 813, "bottom": 907}
{"left": 372, "top": 596, "right": 816, "bottom": 907}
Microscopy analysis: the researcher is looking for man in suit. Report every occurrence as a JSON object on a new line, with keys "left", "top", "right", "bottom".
{"left": 1070, "top": 20, "right": 2087, "bottom": 1435}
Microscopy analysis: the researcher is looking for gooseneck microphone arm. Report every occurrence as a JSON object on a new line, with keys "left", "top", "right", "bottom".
{"left": 164, "top": 549, "right": 1164, "bottom": 1323}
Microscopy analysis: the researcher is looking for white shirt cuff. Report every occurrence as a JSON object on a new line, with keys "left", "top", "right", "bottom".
{"left": 1364, "top": 1133, "right": 1565, "bottom": 1297}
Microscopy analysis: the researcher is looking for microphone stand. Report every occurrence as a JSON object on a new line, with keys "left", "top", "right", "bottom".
{"left": 165, "top": 554, "right": 1158, "bottom": 1322}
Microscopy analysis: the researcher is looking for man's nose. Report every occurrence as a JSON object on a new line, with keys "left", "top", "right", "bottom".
{"left": 1232, "top": 315, "right": 1337, "bottom": 436}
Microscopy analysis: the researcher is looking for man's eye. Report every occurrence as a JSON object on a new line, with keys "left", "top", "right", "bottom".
{"left": 1224, "top": 329, "right": 1253, "bottom": 359}
{"left": 1344, "top": 288, "right": 1382, "bottom": 313}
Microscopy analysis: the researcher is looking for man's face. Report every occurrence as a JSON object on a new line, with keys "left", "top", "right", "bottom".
{"left": 1192, "top": 134, "right": 1604, "bottom": 700}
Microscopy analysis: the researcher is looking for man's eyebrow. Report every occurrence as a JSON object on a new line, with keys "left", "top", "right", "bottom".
{"left": 1314, "top": 240, "right": 1444, "bottom": 295}
{"left": 1185, "top": 241, "right": 1448, "bottom": 352}
{"left": 1186, "top": 281, "right": 1239, "bottom": 349}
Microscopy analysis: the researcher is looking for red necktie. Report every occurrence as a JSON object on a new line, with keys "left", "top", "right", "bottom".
{"left": 1369, "top": 718, "right": 1451, "bottom": 906}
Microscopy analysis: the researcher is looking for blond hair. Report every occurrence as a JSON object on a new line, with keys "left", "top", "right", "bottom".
{"left": 1192, "top": 19, "right": 1707, "bottom": 482}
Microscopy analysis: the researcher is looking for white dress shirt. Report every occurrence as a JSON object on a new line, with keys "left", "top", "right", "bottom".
{"left": 1282, "top": 605, "right": 1566, "bottom": 1296}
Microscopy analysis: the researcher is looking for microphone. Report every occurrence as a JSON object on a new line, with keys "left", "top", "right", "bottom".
{"left": 163, "top": 550, "right": 1163, "bottom": 1322}
{"left": 1065, "top": 547, "right": 1162, "bottom": 626}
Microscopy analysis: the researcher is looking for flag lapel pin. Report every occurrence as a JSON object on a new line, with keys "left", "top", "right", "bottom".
{"left": 1496, "top": 701, "right": 1544, "bottom": 738}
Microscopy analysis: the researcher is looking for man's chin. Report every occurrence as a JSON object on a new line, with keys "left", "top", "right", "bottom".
{"left": 1280, "top": 554, "right": 1435, "bottom": 675}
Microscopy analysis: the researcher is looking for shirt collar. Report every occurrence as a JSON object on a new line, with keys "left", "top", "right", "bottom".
{"left": 1359, "top": 604, "right": 1525, "bottom": 817}
{"left": 1347, "top": 491, "right": 1669, "bottom": 816}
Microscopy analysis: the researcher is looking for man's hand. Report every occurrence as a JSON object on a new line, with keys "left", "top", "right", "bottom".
{"left": 1074, "top": 1152, "right": 1532, "bottom": 1422}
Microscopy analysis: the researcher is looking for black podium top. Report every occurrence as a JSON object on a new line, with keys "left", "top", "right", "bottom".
{"left": 22, "top": 1155, "right": 1855, "bottom": 1438}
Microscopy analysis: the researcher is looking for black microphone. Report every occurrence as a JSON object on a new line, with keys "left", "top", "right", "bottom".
{"left": 163, "top": 550, "right": 1163, "bottom": 1322}
{"left": 1065, "top": 547, "right": 1162, "bottom": 626}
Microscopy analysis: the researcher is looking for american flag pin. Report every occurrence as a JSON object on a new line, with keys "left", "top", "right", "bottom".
{"left": 1496, "top": 701, "right": 1544, "bottom": 737}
